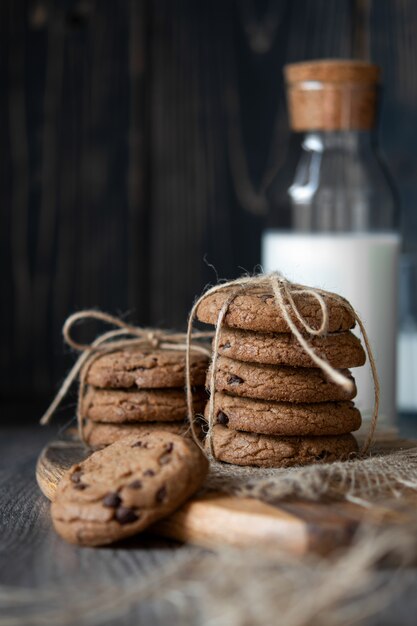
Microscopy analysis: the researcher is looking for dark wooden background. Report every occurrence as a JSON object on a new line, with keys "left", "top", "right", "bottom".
{"left": 2, "top": 0, "right": 417, "bottom": 400}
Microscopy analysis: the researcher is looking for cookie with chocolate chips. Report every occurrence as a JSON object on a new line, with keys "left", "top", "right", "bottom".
{"left": 51, "top": 431, "right": 208, "bottom": 546}
{"left": 216, "top": 328, "right": 366, "bottom": 369}
{"left": 82, "top": 386, "right": 207, "bottom": 424}
{"left": 209, "top": 356, "right": 357, "bottom": 403}
{"left": 209, "top": 424, "right": 358, "bottom": 468}
{"left": 196, "top": 285, "right": 355, "bottom": 333}
{"left": 85, "top": 348, "right": 208, "bottom": 389}
{"left": 82, "top": 418, "right": 205, "bottom": 449}
{"left": 206, "top": 392, "right": 361, "bottom": 436}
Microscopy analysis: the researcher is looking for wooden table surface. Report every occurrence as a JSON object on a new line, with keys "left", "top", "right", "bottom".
{"left": 2, "top": 406, "right": 417, "bottom": 625}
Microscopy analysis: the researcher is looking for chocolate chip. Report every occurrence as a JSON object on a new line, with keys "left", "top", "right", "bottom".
{"left": 227, "top": 374, "right": 244, "bottom": 385}
{"left": 216, "top": 411, "right": 229, "bottom": 425}
{"left": 315, "top": 450, "right": 329, "bottom": 461}
{"left": 73, "top": 483, "right": 87, "bottom": 490}
{"left": 260, "top": 294, "right": 273, "bottom": 303}
{"left": 70, "top": 470, "right": 83, "bottom": 484}
{"left": 221, "top": 342, "right": 231, "bottom": 350}
{"left": 103, "top": 492, "right": 122, "bottom": 508}
{"left": 132, "top": 440, "right": 148, "bottom": 448}
{"left": 144, "top": 469, "right": 155, "bottom": 477}
{"left": 128, "top": 480, "right": 143, "bottom": 489}
{"left": 155, "top": 486, "right": 167, "bottom": 503}
{"left": 159, "top": 441, "right": 174, "bottom": 465}
{"left": 115, "top": 507, "right": 139, "bottom": 525}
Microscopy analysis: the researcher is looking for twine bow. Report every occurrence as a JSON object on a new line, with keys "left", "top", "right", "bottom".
{"left": 40, "top": 310, "right": 212, "bottom": 441}
{"left": 186, "top": 272, "right": 379, "bottom": 457}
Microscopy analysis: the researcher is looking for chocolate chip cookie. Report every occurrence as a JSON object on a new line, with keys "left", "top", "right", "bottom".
{"left": 85, "top": 348, "right": 208, "bottom": 389}
{"left": 51, "top": 431, "right": 209, "bottom": 546}
{"left": 209, "top": 356, "right": 356, "bottom": 403}
{"left": 82, "top": 419, "right": 202, "bottom": 449}
{"left": 196, "top": 285, "right": 355, "bottom": 333}
{"left": 217, "top": 328, "right": 365, "bottom": 368}
{"left": 83, "top": 387, "right": 207, "bottom": 424}
{"left": 206, "top": 392, "right": 361, "bottom": 436}
{"left": 209, "top": 424, "right": 358, "bottom": 467}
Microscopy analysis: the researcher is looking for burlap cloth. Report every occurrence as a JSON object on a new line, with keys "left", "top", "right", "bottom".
{"left": 203, "top": 430, "right": 417, "bottom": 505}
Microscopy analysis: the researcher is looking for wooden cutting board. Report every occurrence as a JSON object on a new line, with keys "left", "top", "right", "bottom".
{"left": 36, "top": 437, "right": 416, "bottom": 555}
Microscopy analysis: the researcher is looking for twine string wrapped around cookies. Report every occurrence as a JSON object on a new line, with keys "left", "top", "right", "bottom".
{"left": 186, "top": 272, "right": 379, "bottom": 457}
{"left": 40, "top": 310, "right": 212, "bottom": 443}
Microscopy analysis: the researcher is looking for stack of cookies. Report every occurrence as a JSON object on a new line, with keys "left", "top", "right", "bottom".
{"left": 81, "top": 348, "right": 209, "bottom": 448}
{"left": 196, "top": 284, "right": 366, "bottom": 467}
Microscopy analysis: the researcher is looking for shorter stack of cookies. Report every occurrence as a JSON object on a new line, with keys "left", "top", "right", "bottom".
{"left": 196, "top": 284, "right": 366, "bottom": 467}
{"left": 81, "top": 348, "right": 208, "bottom": 448}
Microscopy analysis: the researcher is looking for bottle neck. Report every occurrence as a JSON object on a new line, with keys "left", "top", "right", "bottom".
{"left": 265, "top": 127, "right": 399, "bottom": 233}
{"left": 299, "top": 129, "right": 376, "bottom": 154}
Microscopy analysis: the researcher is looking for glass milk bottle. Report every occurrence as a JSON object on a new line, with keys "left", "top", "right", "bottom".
{"left": 262, "top": 60, "right": 400, "bottom": 425}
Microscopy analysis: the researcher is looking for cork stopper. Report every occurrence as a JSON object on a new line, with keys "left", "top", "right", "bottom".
{"left": 284, "top": 59, "right": 381, "bottom": 131}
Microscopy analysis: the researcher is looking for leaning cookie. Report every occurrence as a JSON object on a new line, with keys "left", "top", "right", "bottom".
{"left": 83, "top": 387, "right": 207, "bottom": 424}
{"left": 85, "top": 348, "right": 209, "bottom": 389}
{"left": 82, "top": 419, "right": 205, "bottom": 449}
{"left": 206, "top": 393, "right": 361, "bottom": 436}
{"left": 208, "top": 424, "right": 358, "bottom": 468}
{"left": 217, "top": 328, "right": 366, "bottom": 369}
{"left": 209, "top": 356, "right": 356, "bottom": 403}
{"left": 51, "top": 432, "right": 209, "bottom": 546}
{"left": 197, "top": 285, "right": 355, "bottom": 333}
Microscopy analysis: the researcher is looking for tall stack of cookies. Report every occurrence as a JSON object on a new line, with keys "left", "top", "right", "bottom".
{"left": 196, "top": 284, "right": 366, "bottom": 467}
{"left": 81, "top": 348, "right": 208, "bottom": 448}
